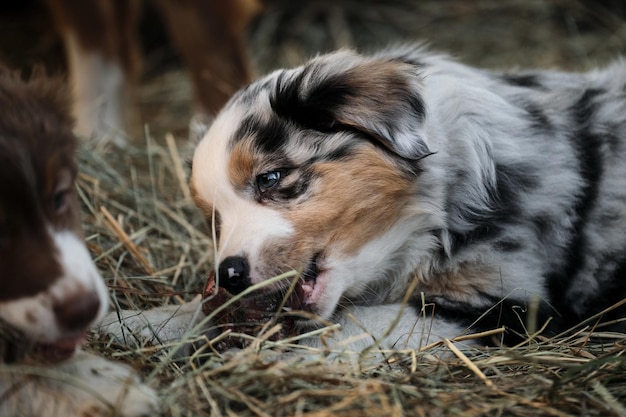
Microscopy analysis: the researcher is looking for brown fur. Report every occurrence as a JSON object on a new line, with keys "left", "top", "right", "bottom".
{"left": 44, "top": 0, "right": 142, "bottom": 74}
{"left": 288, "top": 147, "right": 413, "bottom": 255}
{"left": 190, "top": 181, "right": 212, "bottom": 217}
{"left": 417, "top": 263, "right": 500, "bottom": 303}
{"left": 253, "top": 146, "right": 414, "bottom": 279}
{"left": 333, "top": 61, "right": 421, "bottom": 127}
{"left": 153, "top": 0, "right": 263, "bottom": 111}
{"left": 0, "top": 69, "right": 75, "bottom": 301}
{"left": 0, "top": 67, "right": 158, "bottom": 417}
{"left": 45, "top": 0, "right": 264, "bottom": 115}
{"left": 228, "top": 139, "right": 261, "bottom": 191}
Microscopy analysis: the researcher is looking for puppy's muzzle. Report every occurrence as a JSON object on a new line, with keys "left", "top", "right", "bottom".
{"left": 217, "top": 256, "right": 250, "bottom": 295}
{"left": 54, "top": 291, "right": 101, "bottom": 332}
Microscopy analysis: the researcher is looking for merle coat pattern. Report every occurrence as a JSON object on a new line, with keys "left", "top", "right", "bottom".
{"left": 105, "top": 46, "right": 626, "bottom": 354}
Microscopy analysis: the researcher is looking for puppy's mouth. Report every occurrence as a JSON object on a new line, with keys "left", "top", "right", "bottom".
{"left": 33, "top": 333, "right": 86, "bottom": 363}
{"left": 283, "top": 252, "right": 323, "bottom": 313}
{"left": 1, "top": 325, "right": 85, "bottom": 364}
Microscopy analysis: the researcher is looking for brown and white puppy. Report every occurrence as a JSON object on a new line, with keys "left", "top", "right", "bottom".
{"left": 104, "top": 46, "right": 626, "bottom": 356}
{"left": 45, "top": 0, "right": 264, "bottom": 146}
{"left": 0, "top": 68, "right": 158, "bottom": 416}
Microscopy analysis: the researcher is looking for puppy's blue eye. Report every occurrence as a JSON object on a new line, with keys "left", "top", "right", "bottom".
{"left": 257, "top": 171, "right": 281, "bottom": 191}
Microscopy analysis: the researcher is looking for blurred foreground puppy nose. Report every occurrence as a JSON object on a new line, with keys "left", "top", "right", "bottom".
{"left": 54, "top": 291, "right": 101, "bottom": 331}
{"left": 217, "top": 256, "right": 250, "bottom": 295}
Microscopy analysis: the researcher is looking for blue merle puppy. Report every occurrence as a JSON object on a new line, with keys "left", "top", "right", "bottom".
{"left": 107, "top": 45, "right": 626, "bottom": 353}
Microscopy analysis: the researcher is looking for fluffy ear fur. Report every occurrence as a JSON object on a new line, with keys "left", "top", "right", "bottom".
{"left": 188, "top": 113, "right": 213, "bottom": 145}
{"left": 270, "top": 50, "right": 430, "bottom": 160}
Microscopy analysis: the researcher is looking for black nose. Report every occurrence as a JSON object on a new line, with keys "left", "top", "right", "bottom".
{"left": 217, "top": 256, "right": 250, "bottom": 295}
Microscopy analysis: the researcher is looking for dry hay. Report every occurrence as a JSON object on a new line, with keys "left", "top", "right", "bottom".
{"left": 74, "top": 134, "right": 626, "bottom": 417}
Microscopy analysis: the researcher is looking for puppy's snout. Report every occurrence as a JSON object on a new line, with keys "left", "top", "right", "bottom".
{"left": 217, "top": 256, "right": 250, "bottom": 295}
{"left": 53, "top": 291, "right": 101, "bottom": 332}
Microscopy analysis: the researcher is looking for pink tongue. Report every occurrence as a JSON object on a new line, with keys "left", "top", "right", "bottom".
{"left": 35, "top": 334, "right": 86, "bottom": 362}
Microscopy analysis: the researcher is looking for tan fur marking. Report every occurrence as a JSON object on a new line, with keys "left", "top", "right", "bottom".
{"left": 288, "top": 146, "right": 413, "bottom": 257}
{"left": 190, "top": 180, "right": 222, "bottom": 239}
{"left": 333, "top": 60, "right": 420, "bottom": 142}
{"left": 227, "top": 140, "right": 260, "bottom": 190}
{"left": 339, "top": 61, "right": 412, "bottom": 106}
{"left": 25, "top": 310, "right": 37, "bottom": 325}
{"left": 417, "top": 263, "right": 500, "bottom": 303}
{"left": 190, "top": 180, "right": 213, "bottom": 218}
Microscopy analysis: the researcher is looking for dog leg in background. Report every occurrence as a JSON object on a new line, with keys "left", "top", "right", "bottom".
{"left": 153, "top": 0, "right": 264, "bottom": 115}
{"left": 45, "top": 0, "right": 263, "bottom": 146}
{"left": 45, "top": 0, "right": 142, "bottom": 146}
{"left": 0, "top": 350, "right": 158, "bottom": 417}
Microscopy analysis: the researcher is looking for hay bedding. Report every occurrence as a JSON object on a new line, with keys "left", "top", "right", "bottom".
{"left": 76, "top": 109, "right": 626, "bottom": 417}
{"left": 79, "top": 140, "right": 626, "bottom": 417}
{"left": 68, "top": 1, "right": 626, "bottom": 416}
{"left": 80, "top": 138, "right": 626, "bottom": 416}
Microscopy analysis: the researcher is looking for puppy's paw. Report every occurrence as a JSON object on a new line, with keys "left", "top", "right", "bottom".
{"left": 71, "top": 351, "right": 160, "bottom": 416}
{"left": 99, "top": 297, "right": 204, "bottom": 347}
{"left": 0, "top": 351, "right": 160, "bottom": 417}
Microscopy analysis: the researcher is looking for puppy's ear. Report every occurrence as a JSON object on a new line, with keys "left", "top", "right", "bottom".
{"left": 270, "top": 50, "right": 430, "bottom": 160}
{"left": 189, "top": 113, "right": 213, "bottom": 144}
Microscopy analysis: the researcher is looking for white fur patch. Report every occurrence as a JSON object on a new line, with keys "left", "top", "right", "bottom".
{"left": 192, "top": 105, "right": 295, "bottom": 286}
{"left": 0, "top": 350, "right": 159, "bottom": 416}
{"left": 64, "top": 32, "right": 128, "bottom": 146}
{"left": 0, "top": 230, "right": 107, "bottom": 342}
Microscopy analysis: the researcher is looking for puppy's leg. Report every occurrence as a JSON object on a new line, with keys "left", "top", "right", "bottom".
{"left": 153, "top": 0, "right": 264, "bottom": 114}
{"left": 99, "top": 296, "right": 207, "bottom": 353}
{"left": 0, "top": 350, "right": 158, "bottom": 417}
{"left": 45, "top": 0, "right": 142, "bottom": 146}
{"left": 301, "top": 303, "right": 470, "bottom": 356}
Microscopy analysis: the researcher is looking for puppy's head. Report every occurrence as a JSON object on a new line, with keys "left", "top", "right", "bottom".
{"left": 191, "top": 50, "right": 431, "bottom": 323}
{"left": 0, "top": 69, "right": 108, "bottom": 362}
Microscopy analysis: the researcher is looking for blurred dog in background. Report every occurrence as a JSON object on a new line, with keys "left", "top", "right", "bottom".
{"left": 45, "top": 0, "right": 264, "bottom": 145}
